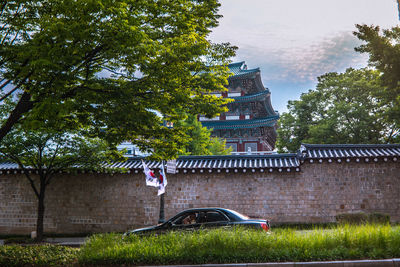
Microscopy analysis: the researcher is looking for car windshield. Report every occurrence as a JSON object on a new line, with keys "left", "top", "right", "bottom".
{"left": 226, "top": 209, "right": 249, "bottom": 220}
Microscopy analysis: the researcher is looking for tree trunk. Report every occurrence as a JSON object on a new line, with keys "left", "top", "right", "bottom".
{"left": 35, "top": 180, "right": 46, "bottom": 242}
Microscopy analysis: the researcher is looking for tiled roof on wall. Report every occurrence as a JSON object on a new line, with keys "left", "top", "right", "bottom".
{"left": 1, "top": 144, "right": 398, "bottom": 174}
{"left": 300, "top": 144, "right": 400, "bottom": 163}
{"left": 0, "top": 162, "right": 21, "bottom": 170}
{"left": 0, "top": 154, "right": 300, "bottom": 174}
{"left": 114, "top": 154, "right": 300, "bottom": 173}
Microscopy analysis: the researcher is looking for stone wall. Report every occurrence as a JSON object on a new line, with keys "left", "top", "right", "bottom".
{"left": 0, "top": 160, "right": 399, "bottom": 234}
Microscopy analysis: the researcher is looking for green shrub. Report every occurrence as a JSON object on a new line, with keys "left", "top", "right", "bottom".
{"left": 336, "top": 212, "right": 390, "bottom": 224}
{"left": 368, "top": 213, "right": 390, "bottom": 224}
{"left": 272, "top": 222, "right": 337, "bottom": 230}
{"left": 4, "top": 237, "right": 34, "bottom": 245}
{"left": 0, "top": 245, "right": 78, "bottom": 266}
{"left": 336, "top": 212, "right": 367, "bottom": 224}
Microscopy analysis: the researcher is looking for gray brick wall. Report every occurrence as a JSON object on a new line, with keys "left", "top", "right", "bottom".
{"left": 0, "top": 161, "right": 399, "bottom": 234}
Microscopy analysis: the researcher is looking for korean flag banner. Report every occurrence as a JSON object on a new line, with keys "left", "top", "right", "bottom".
{"left": 142, "top": 160, "right": 159, "bottom": 187}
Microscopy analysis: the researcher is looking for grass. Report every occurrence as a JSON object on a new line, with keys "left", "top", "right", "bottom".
{"left": 1, "top": 224, "right": 399, "bottom": 266}
{"left": 79, "top": 224, "right": 400, "bottom": 265}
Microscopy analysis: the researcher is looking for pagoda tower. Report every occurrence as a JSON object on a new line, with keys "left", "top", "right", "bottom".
{"left": 200, "top": 62, "right": 279, "bottom": 153}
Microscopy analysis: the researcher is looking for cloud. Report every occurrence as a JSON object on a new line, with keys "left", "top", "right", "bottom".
{"left": 236, "top": 31, "right": 368, "bottom": 85}
{"left": 232, "top": 31, "right": 371, "bottom": 112}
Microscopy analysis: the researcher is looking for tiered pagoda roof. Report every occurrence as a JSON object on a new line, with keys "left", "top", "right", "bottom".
{"left": 227, "top": 61, "right": 260, "bottom": 78}
{"left": 200, "top": 61, "right": 279, "bottom": 152}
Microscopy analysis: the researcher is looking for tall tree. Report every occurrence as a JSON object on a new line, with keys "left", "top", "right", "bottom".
{"left": 354, "top": 24, "right": 400, "bottom": 128}
{"left": 0, "top": 125, "right": 120, "bottom": 242}
{"left": 277, "top": 68, "right": 396, "bottom": 152}
{"left": 177, "top": 114, "right": 231, "bottom": 155}
{"left": 0, "top": 0, "right": 236, "bottom": 159}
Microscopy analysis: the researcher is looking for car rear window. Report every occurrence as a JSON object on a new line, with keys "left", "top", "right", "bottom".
{"left": 224, "top": 209, "right": 249, "bottom": 220}
{"left": 205, "top": 211, "right": 228, "bottom": 222}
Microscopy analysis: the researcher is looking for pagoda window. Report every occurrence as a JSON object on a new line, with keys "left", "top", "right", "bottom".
{"left": 226, "top": 115, "right": 240, "bottom": 120}
{"left": 228, "top": 92, "right": 241, "bottom": 97}
{"left": 199, "top": 116, "right": 220, "bottom": 121}
{"left": 245, "top": 142, "right": 258, "bottom": 152}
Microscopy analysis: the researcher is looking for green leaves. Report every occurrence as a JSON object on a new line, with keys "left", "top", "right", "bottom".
{"left": 176, "top": 114, "right": 231, "bottom": 156}
{"left": 354, "top": 24, "right": 400, "bottom": 129}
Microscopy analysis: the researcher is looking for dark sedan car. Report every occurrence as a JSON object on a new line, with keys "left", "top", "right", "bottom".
{"left": 124, "top": 208, "right": 270, "bottom": 236}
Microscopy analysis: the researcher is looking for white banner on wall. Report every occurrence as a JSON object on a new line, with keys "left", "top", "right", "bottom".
{"left": 166, "top": 159, "right": 176, "bottom": 174}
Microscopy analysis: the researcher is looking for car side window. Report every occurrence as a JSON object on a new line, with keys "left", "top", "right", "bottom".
{"left": 204, "top": 211, "right": 228, "bottom": 222}
{"left": 173, "top": 212, "right": 198, "bottom": 225}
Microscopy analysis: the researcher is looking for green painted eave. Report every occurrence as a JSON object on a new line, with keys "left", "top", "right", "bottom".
{"left": 227, "top": 62, "right": 259, "bottom": 78}
{"left": 202, "top": 115, "right": 279, "bottom": 130}
{"left": 229, "top": 90, "right": 270, "bottom": 103}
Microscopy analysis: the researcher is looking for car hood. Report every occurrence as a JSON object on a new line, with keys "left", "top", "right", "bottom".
{"left": 125, "top": 225, "right": 159, "bottom": 235}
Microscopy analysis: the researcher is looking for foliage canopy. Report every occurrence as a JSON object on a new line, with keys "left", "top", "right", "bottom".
{"left": 0, "top": 0, "right": 236, "bottom": 159}
{"left": 276, "top": 68, "right": 395, "bottom": 152}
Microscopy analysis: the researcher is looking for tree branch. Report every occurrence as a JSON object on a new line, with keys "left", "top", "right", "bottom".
{"left": 0, "top": 2, "right": 9, "bottom": 17}
{"left": 45, "top": 142, "right": 60, "bottom": 178}
{"left": 0, "top": 148, "right": 40, "bottom": 198}
{"left": 0, "top": 79, "right": 12, "bottom": 91}
{"left": 0, "top": 58, "right": 31, "bottom": 90}
{"left": 22, "top": 167, "right": 40, "bottom": 199}
{"left": 0, "top": 91, "right": 35, "bottom": 141}
{"left": 0, "top": 84, "right": 19, "bottom": 102}
{"left": 0, "top": 71, "right": 33, "bottom": 102}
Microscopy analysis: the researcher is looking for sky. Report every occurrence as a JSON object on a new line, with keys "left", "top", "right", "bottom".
{"left": 209, "top": 0, "right": 400, "bottom": 113}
